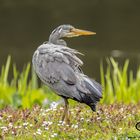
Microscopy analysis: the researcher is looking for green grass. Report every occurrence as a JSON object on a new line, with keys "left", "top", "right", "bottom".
{"left": 0, "top": 56, "right": 60, "bottom": 109}
{"left": 100, "top": 57, "right": 140, "bottom": 104}
{"left": 0, "top": 104, "right": 140, "bottom": 140}
{"left": 0, "top": 56, "right": 140, "bottom": 109}
{"left": 0, "top": 56, "right": 140, "bottom": 139}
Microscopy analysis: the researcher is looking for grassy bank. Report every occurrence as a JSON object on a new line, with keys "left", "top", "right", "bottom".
{"left": 0, "top": 103, "right": 140, "bottom": 139}
{"left": 0, "top": 56, "right": 140, "bottom": 139}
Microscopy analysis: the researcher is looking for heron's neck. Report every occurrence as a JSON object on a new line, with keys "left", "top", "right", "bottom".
{"left": 49, "top": 35, "right": 67, "bottom": 46}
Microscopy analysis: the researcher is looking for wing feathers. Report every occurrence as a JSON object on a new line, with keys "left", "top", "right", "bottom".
{"left": 33, "top": 43, "right": 102, "bottom": 112}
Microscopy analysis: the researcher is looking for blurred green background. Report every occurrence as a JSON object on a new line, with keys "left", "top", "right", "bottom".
{"left": 0, "top": 0, "right": 140, "bottom": 80}
{"left": 0, "top": 2, "right": 140, "bottom": 138}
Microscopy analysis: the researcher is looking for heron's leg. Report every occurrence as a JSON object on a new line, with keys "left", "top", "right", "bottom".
{"left": 62, "top": 98, "right": 70, "bottom": 124}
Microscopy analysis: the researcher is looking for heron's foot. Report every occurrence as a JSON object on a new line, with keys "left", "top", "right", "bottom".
{"left": 61, "top": 110, "right": 65, "bottom": 122}
{"left": 65, "top": 117, "right": 70, "bottom": 125}
{"left": 61, "top": 111, "right": 71, "bottom": 125}
{"left": 61, "top": 118, "right": 70, "bottom": 125}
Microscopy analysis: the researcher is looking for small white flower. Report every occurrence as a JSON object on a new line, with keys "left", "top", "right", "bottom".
{"left": 97, "top": 117, "right": 101, "bottom": 120}
{"left": 37, "top": 128, "right": 41, "bottom": 132}
{"left": 60, "top": 107, "right": 64, "bottom": 110}
{"left": 33, "top": 132, "right": 36, "bottom": 135}
{"left": 36, "top": 131, "right": 41, "bottom": 135}
{"left": 11, "top": 131, "right": 15, "bottom": 134}
{"left": 52, "top": 108, "right": 57, "bottom": 111}
{"left": 45, "top": 109, "right": 51, "bottom": 112}
{"left": 53, "top": 133, "right": 58, "bottom": 137}
{"left": 50, "top": 102, "right": 58, "bottom": 109}
{"left": 48, "top": 121, "right": 53, "bottom": 125}
{"left": 25, "top": 127, "right": 28, "bottom": 129}
{"left": 71, "top": 124, "right": 74, "bottom": 128}
{"left": 80, "top": 129, "right": 84, "bottom": 132}
{"left": 36, "top": 129, "right": 42, "bottom": 135}
{"left": 74, "top": 125, "right": 78, "bottom": 129}
{"left": 41, "top": 112, "right": 46, "bottom": 116}
{"left": 42, "top": 121, "right": 48, "bottom": 125}
{"left": 86, "top": 119, "right": 90, "bottom": 122}
{"left": 45, "top": 127, "right": 49, "bottom": 130}
{"left": 0, "top": 126, "right": 8, "bottom": 131}
{"left": 1, "top": 126, "right": 7, "bottom": 129}
{"left": 51, "top": 135, "right": 55, "bottom": 138}
{"left": 80, "top": 118, "right": 84, "bottom": 121}
{"left": 71, "top": 112, "right": 74, "bottom": 114}
{"left": 23, "top": 122, "right": 29, "bottom": 126}
{"left": 30, "top": 124, "right": 33, "bottom": 127}
{"left": 18, "top": 126, "right": 22, "bottom": 129}
{"left": 71, "top": 124, "right": 78, "bottom": 129}
{"left": 58, "top": 120, "right": 63, "bottom": 124}
{"left": 42, "top": 121, "right": 52, "bottom": 127}
{"left": 62, "top": 121, "right": 65, "bottom": 125}
{"left": 8, "top": 115, "right": 12, "bottom": 118}
{"left": 120, "top": 108, "right": 124, "bottom": 113}
{"left": 51, "top": 133, "right": 58, "bottom": 137}
{"left": 8, "top": 123, "right": 13, "bottom": 128}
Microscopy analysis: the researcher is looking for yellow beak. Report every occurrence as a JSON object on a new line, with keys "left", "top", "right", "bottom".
{"left": 66, "top": 28, "right": 96, "bottom": 37}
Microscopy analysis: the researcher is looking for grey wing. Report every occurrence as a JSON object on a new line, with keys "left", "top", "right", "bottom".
{"left": 45, "top": 61, "right": 84, "bottom": 100}
{"left": 33, "top": 46, "right": 84, "bottom": 100}
{"left": 33, "top": 44, "right": 102, "bottom": 111}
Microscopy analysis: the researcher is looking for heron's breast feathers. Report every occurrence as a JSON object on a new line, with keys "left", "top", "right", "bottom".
{"left": 32, "top": 43, "right": 83, "bottom": 85}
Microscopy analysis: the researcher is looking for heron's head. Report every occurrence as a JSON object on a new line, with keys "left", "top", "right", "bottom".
{"left": 49, "top": 24, "right": 96, "bottom": 41}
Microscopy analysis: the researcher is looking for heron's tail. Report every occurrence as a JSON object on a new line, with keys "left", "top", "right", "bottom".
{"left": 77, "top": 76, "right": 102, "bottom": 111}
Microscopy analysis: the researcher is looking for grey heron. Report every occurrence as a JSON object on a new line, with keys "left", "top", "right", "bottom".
{"left": 32, "top": 25, "right": 102, "bottom": 123}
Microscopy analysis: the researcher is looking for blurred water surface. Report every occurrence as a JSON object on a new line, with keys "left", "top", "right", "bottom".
{"left": 0, "top": 0, "right": 140, "bottom": 80}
